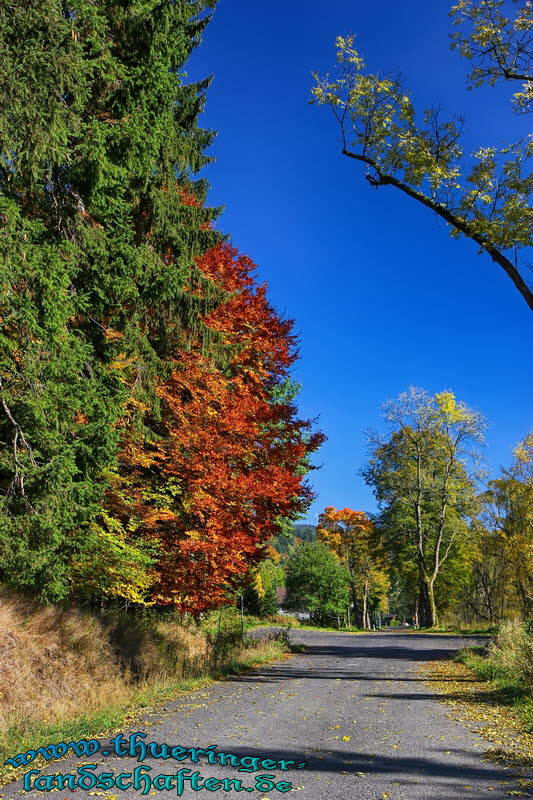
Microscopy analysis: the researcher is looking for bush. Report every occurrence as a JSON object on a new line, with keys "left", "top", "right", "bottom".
{"left": 487, "top": 620, "right": 533, "bottom": 688}
{"left": 285, "top": 541, "right": 350, "bottom": 616}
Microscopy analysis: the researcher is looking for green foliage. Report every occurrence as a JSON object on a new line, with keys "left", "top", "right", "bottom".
{"left": 241, "top": 586, "right": 262, "bottom": 617}
{"left": 285, "top": 540, "right": 350, "bottom": 618}
{"left": 450, "top": 0, "right": 533, "bottom": 111}
{"left": 0, "top": 0, "right": 221, "bottom": 601}
{"left": 258, "top": 558, "right": 285, "bottom": 590}
{"left": 312, "top": 8, "right": 533, "bottom": 309}
{"left": 363, "top": 388, "right": 486, "bottom": 627}
{"left": 271, "top": 523, "right": 316, "bottom": 555}
{"left": 457, "top": 431, "right": 533, "bottom": 623}
{"left": 259, "top": 586, "right": 279, "bottom": 618}
{"left": 243, "top": 586, "right": 279, "bottom": 619}
{"left": 293, "top": 523, "right": 318, "bottom": 542}
{"left": 68, "top": 511, "right": 157, "bottom": 604}
{"left": 242, "top": 558, "right": 284, "bottom": 618}
{"left": 487, "top": 432, "right": 533, "bottom": 621}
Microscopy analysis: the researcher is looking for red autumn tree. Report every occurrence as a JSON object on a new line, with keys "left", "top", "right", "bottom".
{"left": 104, "top": 241, "right": 324, "bottom": 612}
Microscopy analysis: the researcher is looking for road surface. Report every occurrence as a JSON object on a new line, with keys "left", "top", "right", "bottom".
{"left": 3, "top": 629, "right": 530, "bottom": 800}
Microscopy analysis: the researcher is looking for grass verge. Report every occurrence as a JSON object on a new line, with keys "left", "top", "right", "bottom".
{"left": 394, "top": 624, "right": 499, "bottom": 635}
{"left": 295, "top": 624, "right": 367, "bottom": 634}
{"left": 455, "top": 630, "right": 533, "bottom": 734}
{"left": 0, "top": 596, "right": 291, "bottom": 786}
{"left": 427, "top": 624, "right": 499, "bottom": 635}
{"left": 419, "top": 621, "right": 533, "bottom": 784}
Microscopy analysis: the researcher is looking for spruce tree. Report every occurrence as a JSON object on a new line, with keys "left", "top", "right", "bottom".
{"left": 0, "top": 0, "right": 222, "bottom": 600}
{"left": 259, "top": 586, "right": 279, "bottom": 618}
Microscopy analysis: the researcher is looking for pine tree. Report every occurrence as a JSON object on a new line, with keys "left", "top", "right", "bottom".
{"left": 0, "top": 0, "right": 222, "bottom": 600}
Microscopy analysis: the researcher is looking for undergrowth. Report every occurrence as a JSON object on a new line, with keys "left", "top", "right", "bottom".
{"left": 199, "top": 608, "right": 301, "bottom": 636}
{"left": 0, "top": 595, "right": 290, "bottom": 783}
{"left": 455, "top": 620, "right": 533, "bottom": 732}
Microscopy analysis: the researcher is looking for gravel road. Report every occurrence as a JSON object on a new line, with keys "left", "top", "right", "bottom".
{"left": 3, "top": 629, "right": 530, "bottom": 800}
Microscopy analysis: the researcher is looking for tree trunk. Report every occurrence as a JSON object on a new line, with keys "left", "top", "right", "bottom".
{"left": 352, "top": 583, "right": 363, "bottom": 628}
{"left": 428, "top": 579, "right": 438, "bottom": 628}
{"left": 418, "top": 577, "right": 437, "bottom": 628}
{"left": 417, "top": 542, "right": 438, "bottom": 627}
{"left": 362, "top": 580, "right": 369, "bottom": 630}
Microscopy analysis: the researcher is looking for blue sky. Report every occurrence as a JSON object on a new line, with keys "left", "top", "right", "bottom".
{"left": 187, "top": 0, "right": 533, "bottom": 523}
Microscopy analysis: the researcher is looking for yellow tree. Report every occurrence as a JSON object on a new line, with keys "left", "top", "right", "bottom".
{"left": 485, "top": 432, "right": 533, "bottom": 621}
{"left": 311, "top": 2, "right": 533, "bottom": 310}
{"left": 317, "top": 506, "right": 387, "bottom": 628}
{"left": 363, "top": 388, "right": 486, "bottom": 628}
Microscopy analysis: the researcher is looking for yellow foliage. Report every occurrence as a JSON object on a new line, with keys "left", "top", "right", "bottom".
{"left": 253, "top": 570, "right": 265, "bottom": 600}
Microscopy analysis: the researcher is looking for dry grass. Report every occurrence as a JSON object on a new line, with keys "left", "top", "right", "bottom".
{"left": 486, "top": 620, "right": 533, "bottom": 688}
{"left": 0, "top": 593, "right": 289, "bottom": 773}
{"left": 0, "top": 595, "right": 129, "bottom": 739}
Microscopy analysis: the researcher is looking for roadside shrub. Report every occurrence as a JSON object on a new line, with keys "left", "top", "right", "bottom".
{"left": 488, "top": 620, "right": 533, "bottom": 688}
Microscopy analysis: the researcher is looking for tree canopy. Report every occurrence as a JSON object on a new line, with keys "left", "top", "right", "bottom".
{"left": 317, "top": 506, "right": 387, "bottom": 628}
{"left": 0, "top": 0, "right": 224, "bottom": 600}
{"left": 312, "top": 1, "right": 533, "bottom": 310}
{"left": 285, "top": 540, "right": 350, "bottom": 621}
{"left": 0, "top": 1, "right": 324, "bottom": 610}
{"left": 363, "top": 388, "right": 486, "bottom": 627}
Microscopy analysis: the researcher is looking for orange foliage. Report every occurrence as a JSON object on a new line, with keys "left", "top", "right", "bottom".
{"left": 108, "top": 242, "right": 324, "bottom": 612}
{"left": 317, "top": 506, "right": 374, "bottom": 554}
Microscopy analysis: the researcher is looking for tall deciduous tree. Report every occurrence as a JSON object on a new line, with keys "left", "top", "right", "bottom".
{"left": 483, "top": 431, "right": 533, "bottom": 621}
{"left": 103, "top": 241, "right": 324, "bottom": 612}
{"left": 0, "top": 0, "right": 221, "bottom": 600}
{"left": 311, "top": 1, "right": 533, "bottom": 310}
{"left": 363, "top": 388, "right": 485, "bottom": 627}
{"left": 450, "top": 434, "right": 532, "bottom": 626}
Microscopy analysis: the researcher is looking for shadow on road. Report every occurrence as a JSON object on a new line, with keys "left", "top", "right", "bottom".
{"left": 100, "top": 739, "right": 527, "bottom": 797}
{"left": 229, "top": 669, "right": 477, "bottom": 683}
{"left": 228, "top": 634, "right": 483, "bottom": 686}
{"left": 291, "top": 643, "right": 459, "bottom": 661}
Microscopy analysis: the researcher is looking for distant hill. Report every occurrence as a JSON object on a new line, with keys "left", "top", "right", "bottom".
{"left": 293, "top": 524, "right": 317, "bottom": 542}
{"left": 271, "top": 523, "right": 316, "bottom": 555}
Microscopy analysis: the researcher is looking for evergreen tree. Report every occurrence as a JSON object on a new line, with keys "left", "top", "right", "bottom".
{"left": 0, "top": 0, "right": 222, "bottom": 600}
{"left": 259, "top": 585, "right": 279, "bottom": 618}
